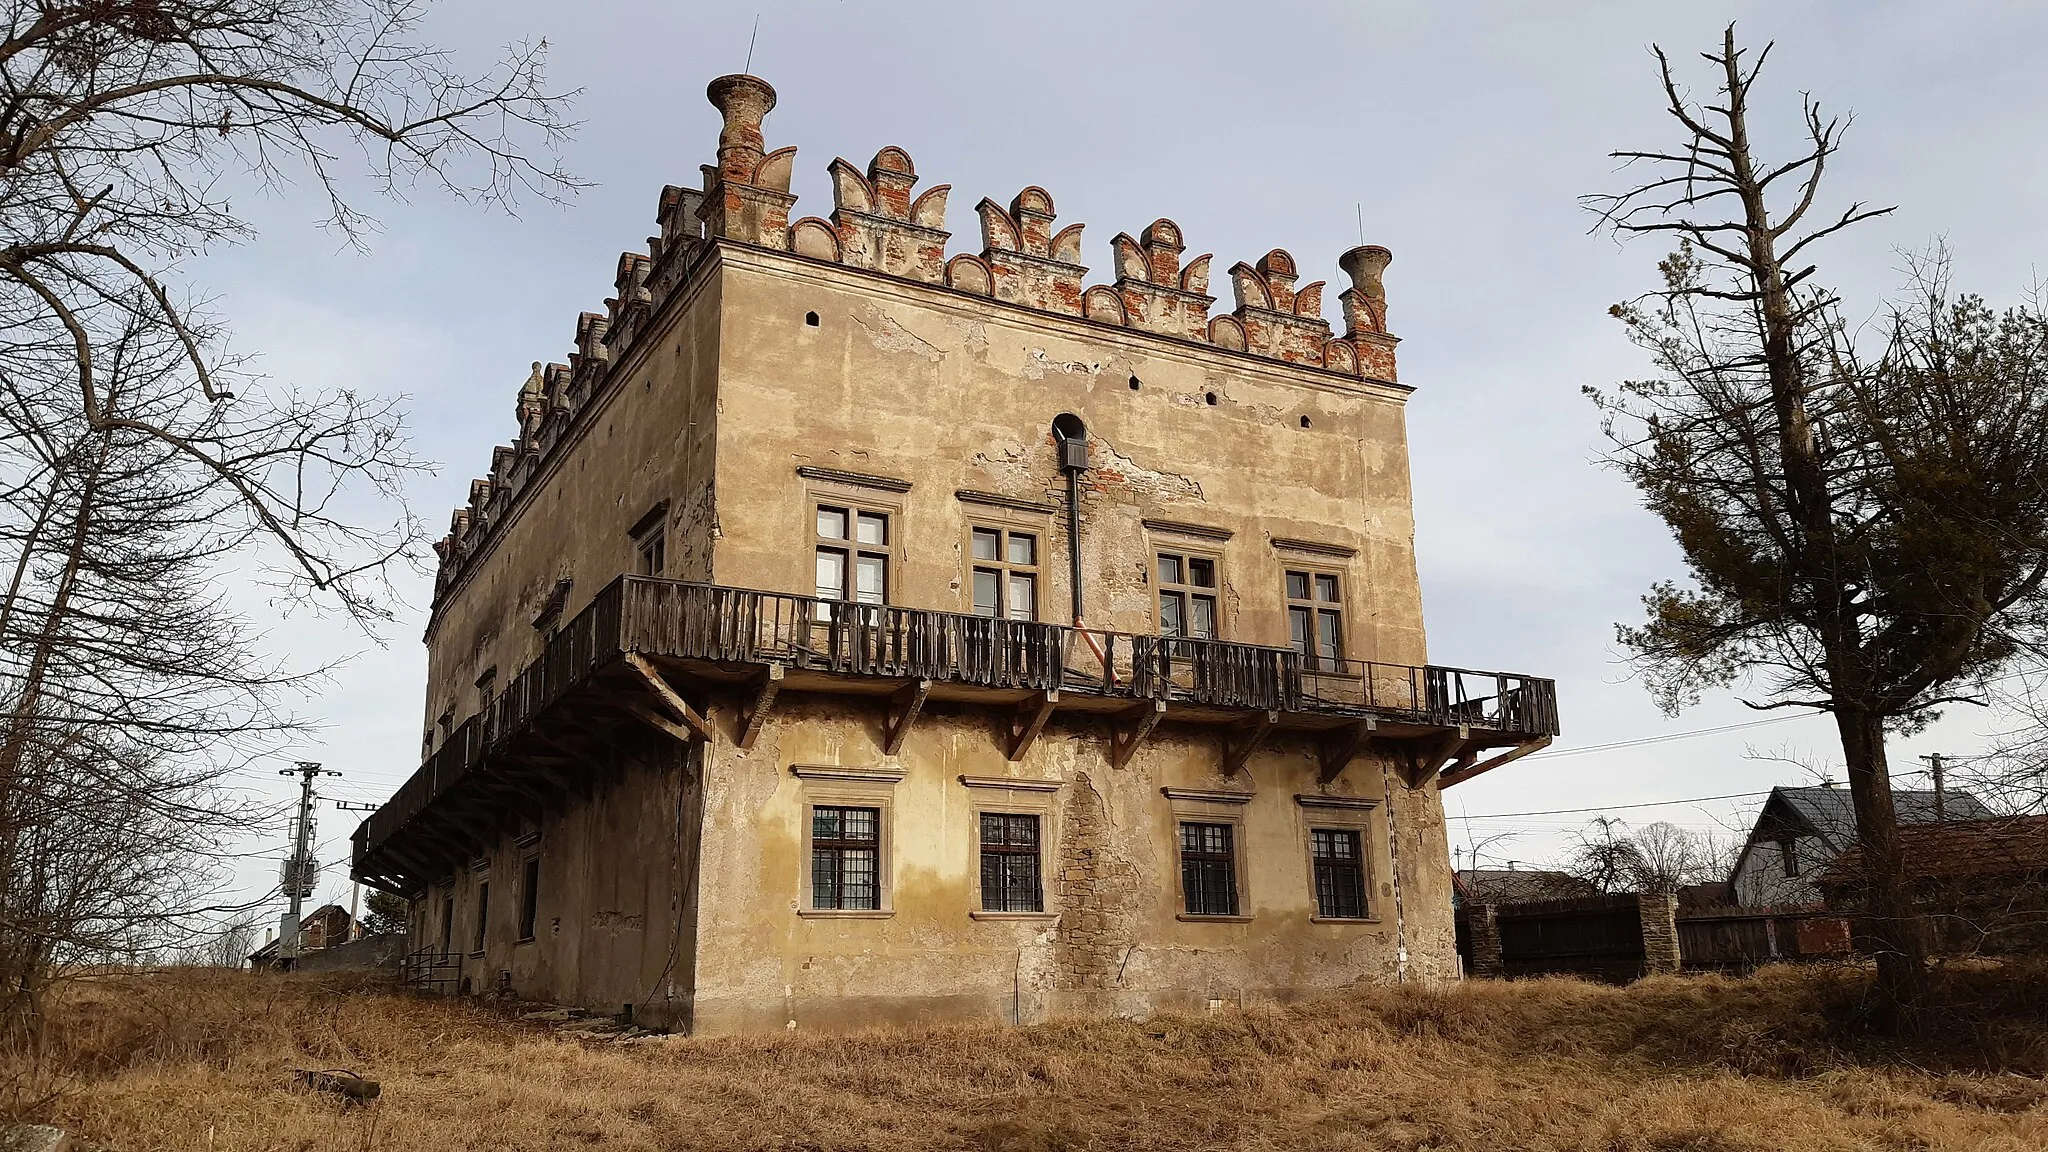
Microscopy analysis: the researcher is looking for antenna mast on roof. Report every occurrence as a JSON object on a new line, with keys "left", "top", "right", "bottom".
{"left": 745, "top": 15, "right": 760, "bottom": 74}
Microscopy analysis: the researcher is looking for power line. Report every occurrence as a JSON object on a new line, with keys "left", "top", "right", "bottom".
{"left": 1522, "top": 714, "right": 1812, "bottom": 761}
{"left": 1457, "top": 788, "right": 1775, "bottom": 821}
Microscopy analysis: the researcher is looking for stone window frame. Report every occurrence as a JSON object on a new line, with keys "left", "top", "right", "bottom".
{"left": 1149, "top": 539, "right": 1228, "bottom": 641}
{"left": 960, "top": 775, "right": 1062, "bottom": 922}
{"left": 1294, "top": 794, "right": 1381, "bottom": 924}
{"left": 1163, "top": 787, "right": 1254, "bottom": 923}
{"left": 1282, "top": 565, "right": 1350, "bottom": 672}
{"left": 962, "top": 502, "right": 1052, "bottom": 622}
{"left": 807, "top": 484, "right": 906, "bottom": 607}
{"left": 792, "top": 764, "right": 905, "bottom": 919}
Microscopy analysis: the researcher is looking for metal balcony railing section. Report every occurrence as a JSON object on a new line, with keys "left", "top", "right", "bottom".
{"left": 360, "top": 576, "right": 1560, "bottom": 864}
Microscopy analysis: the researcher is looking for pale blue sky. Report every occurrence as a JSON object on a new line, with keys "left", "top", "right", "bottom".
{"left": 209, "top": 1, "right": 2048, "bottom": 908}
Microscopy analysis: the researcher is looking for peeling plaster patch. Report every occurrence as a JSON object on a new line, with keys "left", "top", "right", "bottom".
{"left": 949, "top": 318, "right": 990, "bottom": 357}
{"left": 854, "top": 304, "right": 943, "bottom": 362}
{"left": 968, "top": 439, "right": 1035, "bottom": 489}
{"left": 1094, "top": 439, "right": 1203, "bottom": 502}
{"left": 1021, "top": 347, "right": 1101, "bottom": 381}
{"left": 591, "top": 911, "right": 644, "bottom": 934}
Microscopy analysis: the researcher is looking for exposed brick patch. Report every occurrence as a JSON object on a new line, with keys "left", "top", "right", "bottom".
{"left": 1052, "top": 772, "right": 1138, "bottom": 990}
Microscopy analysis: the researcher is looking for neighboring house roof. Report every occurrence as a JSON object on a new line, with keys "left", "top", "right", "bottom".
{"left": 1816, "top": 815, "right": 2048, "bottom": 893}
{"left": 1770, "top": 785, "right": 1992, "bottom": 849}
{"left": 248, "top": 904, "right": 353, "bottom": 963}
{"left": 1455, "top": 868, "right": 1594, "bottom": 904}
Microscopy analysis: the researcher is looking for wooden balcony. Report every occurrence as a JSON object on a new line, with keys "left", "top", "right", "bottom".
{"left": 353, "top": 576, "right": 1559, "bottom": 893}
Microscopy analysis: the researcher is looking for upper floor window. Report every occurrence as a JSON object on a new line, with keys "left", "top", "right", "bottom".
{"left": 1285, "top": 570, "right": 1345, "bottom": 669}
{"left": 815, "top": 504, "right": 890, "bottom": 605}
{"left": 1777, "top": 837, "right": 1798, "bottom": 877}
{"left": 631, "top": 501, "right": 669, "bottom": 577}
{"left": 970, "top": 527, "right": 1038, "bottom": 620}
{"left": 1157, "top": 551, "right": 1219, "bottom": 639}
{"left": 636, "top": 528, "right": 666, "bottom": 577}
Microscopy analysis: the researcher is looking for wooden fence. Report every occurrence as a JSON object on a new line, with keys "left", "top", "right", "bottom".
{"left": 1458, "top": 895, "right": 1853, "bottom": 981}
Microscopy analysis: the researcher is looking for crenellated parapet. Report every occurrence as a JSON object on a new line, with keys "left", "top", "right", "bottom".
{"left": 429, "top": 72, "right": 1406, "bottom": 610}
{"left": 1222, "top": 250, "right": 1330, "bottom": 366}
{"left": 971, "top": 188, "right": 1086, "bottom": 314}
{"left": 1100, "top": 219, "right": 1213, "bottom": 340}
{"left": 808, "top": 147, "right": 950, "bottom": 283}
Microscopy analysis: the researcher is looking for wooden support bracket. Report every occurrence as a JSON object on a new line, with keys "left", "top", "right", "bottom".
{"left": 1223, "top": 710, "right": 1280, "bottom": 776}
{"left": 1111, "top": 699, "right": 1167, "bottom": 769}
{"left": 1399, "top": 727, "right": 1470, "bottom": 789}
{"left": 1316, "top": 716, "right": 1377, "bottom": 785}
{"left": 1437, "top": 736, "right": 1552, "bottom": 790}
{"left": 1007, "top": 690, "right": 1058, "bottom": 762}
{"left": 627, "top": 701, "right": 703, "bottom": 747}
{"left": 884, "top": 679, "right": 931, "bottom": 756}
{"left": 625, "top": 652, "right": 715, "bottom": 743}
{"left": 737, "top": 663, "right": 786, "bottom": 750}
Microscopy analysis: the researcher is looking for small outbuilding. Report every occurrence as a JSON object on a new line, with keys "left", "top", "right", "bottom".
{"left": 1816, "top": 815, "right": 2048, "bottom": 955}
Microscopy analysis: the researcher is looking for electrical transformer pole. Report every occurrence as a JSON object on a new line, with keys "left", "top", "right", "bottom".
{"left": 278, "top": 761, "right": 339, "bottom": 966}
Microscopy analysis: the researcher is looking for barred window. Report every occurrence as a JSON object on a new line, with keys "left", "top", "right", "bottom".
{"left": 979, "top": 813, "right": 1043, "bottom": 912}
{"left": 811, "top": 805, "right": 881, "bottom": 910}
{"left": 1179, "top": 821, "right": 1239, "bottom": 916}
{"left": 1311, "top": 828, "right": 1367, "bottom": 919}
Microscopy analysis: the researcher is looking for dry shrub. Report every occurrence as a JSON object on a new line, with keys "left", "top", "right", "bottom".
{"left": 0, "top": 964, "right": 2043, "bottom": 1152}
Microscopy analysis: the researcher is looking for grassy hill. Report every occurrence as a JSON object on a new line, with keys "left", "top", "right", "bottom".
{"left": 6, "top": 963, "right": 2045, "bottom": 1151}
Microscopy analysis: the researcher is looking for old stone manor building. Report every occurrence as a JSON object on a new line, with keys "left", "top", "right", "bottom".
{"left": 351, "top": 73, "right": 1560, "bottom": 1035}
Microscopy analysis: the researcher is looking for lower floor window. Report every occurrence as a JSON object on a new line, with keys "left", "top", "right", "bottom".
{"left": 979, "top": 813, "right": 1043, "bottom": 912}
{"left": 1311, "top": 828, "right": 1367, "bottom": 919}
{"left": 1179, "top": 822, "right": 1239, "bottom": 916}
{"left": 811, "top": 805, "right": 881, "bottom": 910}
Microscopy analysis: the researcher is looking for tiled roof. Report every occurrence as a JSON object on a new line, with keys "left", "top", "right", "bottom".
{"left": 1816, "top": 814, "right": 2048, "bottom": 890}
{"left": 1455, "top": 868, "right": 1594, "bottom": 904}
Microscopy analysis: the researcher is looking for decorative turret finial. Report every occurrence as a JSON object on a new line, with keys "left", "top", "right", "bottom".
{"left": 1338, "top": 245, "right": 1393, "bottom": 335}
{"left": 706, "top": 74, "right": 777, "bottom": 183}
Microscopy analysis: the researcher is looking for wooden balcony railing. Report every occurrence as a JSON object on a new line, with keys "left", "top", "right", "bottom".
{"left": 359, "top": 576, "right": 1559, "bottom": 864}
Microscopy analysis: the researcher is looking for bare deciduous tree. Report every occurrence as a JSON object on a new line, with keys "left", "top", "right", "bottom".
{"left": 0, "top": 1, "right": 577, "bottom": 1037}
{"left": 172, "top": 914, "right": 261, "bottom": 970}
{"left": 1565, "top": 817, "right": 1648, "bottom": 895}
{"left": 1586, "top": 25, "right": 2048, "bottom": 1015}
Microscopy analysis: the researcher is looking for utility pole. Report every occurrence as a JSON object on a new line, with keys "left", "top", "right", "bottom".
{"left": 278, "top": 761, "right": 339, "bottom": 966}
{"left": 1919, "top": 753, "right": 1947, "bottom": 822}
{"left": 334, "top": 799, "right": 380, "bottom": 941}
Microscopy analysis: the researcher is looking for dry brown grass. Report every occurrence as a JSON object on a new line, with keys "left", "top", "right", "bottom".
{"left": 4, "top": 963, "right": 2046, "bottom": 1151}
